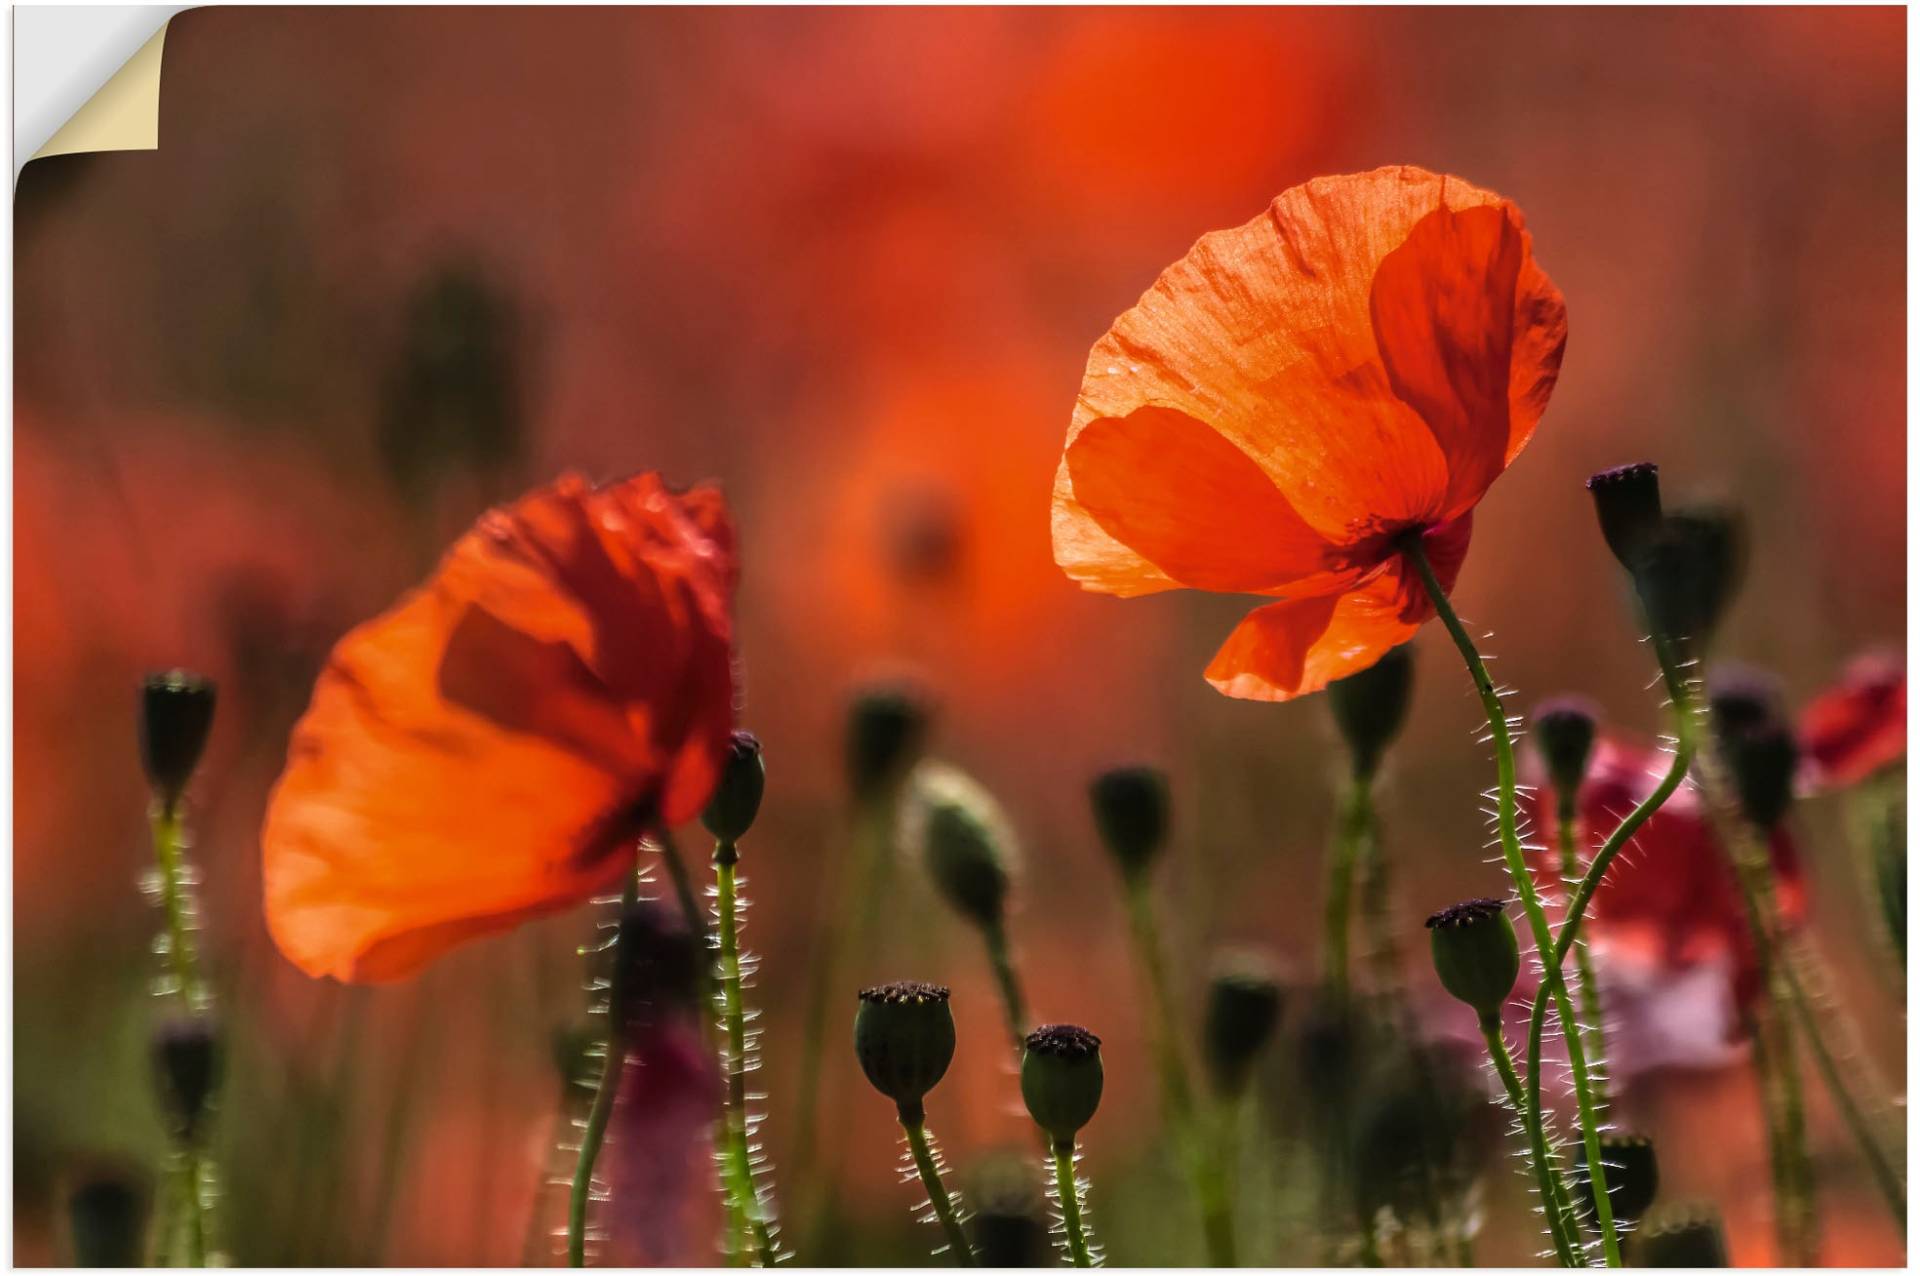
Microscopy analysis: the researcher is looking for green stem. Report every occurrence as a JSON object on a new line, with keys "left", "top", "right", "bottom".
{"left": 1321, "top": 776, "right": 1373, "bottom": 999}
{"left": 1122, "top": 878, "right": 1235, "bottom": 1265}
{"left": 982, "top": 917, "right": 1030, "bottom": 1056}
{"left": 568, "top": 867, "right": 640, "bottom": 1268}
{"left": 899, "top": 1109, "right": 976, "bottom": 1265}
{"left": 1485, "top": 1013, "right": 1580, "bottom": 1268}
{"left": 715, "top": 846, "right": 780, "bottom": 1267}
{"left": 1523, "top": 1000, "right": 1588, "bottom": 1263}
{"left": 1050, "top": 1139, "right": 1097, "bottom": 1268}
{"left": 1403, "top": 536, "right": 1622, "bottom": 1267}
{"left": 148, "top": 799, "right": 219, "bottom": 1265}
{"left": 1555, "top": 811, "right": 1612, "bottom": 1117}
{"left": 1650, "top": 642, "right": 1823, "bottom": 1262}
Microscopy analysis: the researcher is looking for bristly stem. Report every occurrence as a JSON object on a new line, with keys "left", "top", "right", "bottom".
{"left": 568, "top": 864, "right": 640, "bottom": 1268}
{"left": 1121, "top": 878, "right": 1235, "bottom": 1265}
{"left": 1403, "top": 535, "right": 1622, "bottom": 1267}
{"left": 1320, "top": 776, "right": 1373, "bottom": 999}
{"left": 1482, "top": 1012, "right": 1581, "bottom": 1268}
{"left": 714, "top": 841, "right": 780, "bottom": 1266}
{"left": 898, "top": 1107, "right": 976, "bottom": 1266}
{"left": 982, "top": 917, "right": 1030, "bottom": 1057}
{"left": 1554, "top": 811, "right": 1612, "bottom": 1116}
{"left": 1049, "top": 1139, "right": 1098, "bottom": 1268}
{"left": 148, "top": 798, "right": 219, "bottom": 1265}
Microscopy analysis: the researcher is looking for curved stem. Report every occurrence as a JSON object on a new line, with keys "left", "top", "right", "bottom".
{"left": 715, "top": 846, "right": 780, "bottom": 1266}
{"left": 1555, "top": 811, "right": 1612, "bottom": 1116}
{"left": 900, "top": 1111, "right": 976, "bottom": 1265}
{"left": 1404, "top": 537, "right": 1623, "bottom": 1266}
{"left": 1524, "top": 994, "right": 1588, "bottom": 1263}
{"left": 1050, "top": 1139, "right": 1097, "bottom": 1268}
{"left": 1122, "top": 878, "right": 1234, "bottom": 1265}
{"left": 982, "top": 918, "right": 1030, "bottom": 1057}
{"left": 1482, "top": 1014, "right": 1580, "bottom": 1268}
{"left": 567, "top": 868, "right": 640, "bottom": 1268}
{"left": 1321, "top": 776, "right": 1373, "bottom": 999}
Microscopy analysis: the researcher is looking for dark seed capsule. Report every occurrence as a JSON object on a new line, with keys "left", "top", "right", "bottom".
{"left": 967, "top": 1157, "right": 1049, "bottom": 1268}
{"left": 67, "top": 1166, "right": 150, "bottom": 1268}
{"left": 854, "top": 981, "right": 956, "bottom": 1115}
{"left": 1532, "top": 695, "right": 1599, "bottom": 803}
{"left": 1088, "top": 765, "right": 1170, "bottom": 881}
{"left": 151, "top": 1013, "right": 222, "bottom": 1143}
{"left": 1426, "top": 898, "right": 1520, "bottom": 1020}
{"left": 139, "top": 671, "right": 216, "bottom": 805}
{"left": 1631, "top": 506, "right": 1747, "bottom": 648}
{"left": 846, "top": 685, "right": 931, "bottom": 801}
{"left": 912, "top": 770, "right": 1011, "bottom": 931}
{"left": 702, "top": 730, "right": 766, "bottom": 845}
{"left": 1576, "top": 1131, "right": 1660, "bottom": 1223}
{"left": 1585, "top": 462, "right": 1663, "bottom": 573}
{"left": 1724, "top": 722, "right": 1799, "bottom": 830}
{"left": 1328, "top": 643, "right": 1415, "bottom": 779}
{"left": 1203, "top": 951, "right": 1284, "bottom": 1096}
{"left": 1631, "top": 1202, "right": 1728, "bottom": 1267}
{"left": 1020, "top": 1024, "right": 1103, "bottom": 1145}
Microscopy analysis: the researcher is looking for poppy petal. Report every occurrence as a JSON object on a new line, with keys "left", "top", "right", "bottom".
{"left": 1203, "top": 514, "right": 1470, "bottom": 701}
{"left": 1061, "top": 167, "right": 1547, "bottom": 553}
{"left": 1369, "top": 201, "right": 1567, "bottom": 520}
{"left": 1063, "top": 404, "right": 1342, "bottom": 593}
{"left": 262, "top": 473, "right": 737, "bottom": 983}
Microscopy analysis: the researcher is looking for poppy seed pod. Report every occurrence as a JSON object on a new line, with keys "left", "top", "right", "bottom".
{"left": 1293, "top": 991, "right": 1361, "bottom": 1110}
{"left": 967, "top": 1158, "right": 1049, "bottom": 1268}
{"left": 151, "top": 1013, "right": 221, "bottom": 1142}
{"left": 1328, "top": 643, "right": 1415, "bottom": 779}
{"left": 1532, "top": 696, "right": 1598, "bottom": 808}
{"left": 1632, "top": 506, "right": 1747, "bottom": 647}
{"left": 1426, "top": 898, "right": 1520, "bottom": 1020}
{"left": 1020, "top": 1024, "right": 1104, "bottom": 1145}
{"left": 1203, "top": 951, "right": 1284, "bottom": 1095}
{"left": 1724, "top": 722, "right": 1800, "bottom": 830}
{"left": 854, "top": 981, "right": 956, "bottom": 1118}
{"left": 66, "top": 1167, "right": 150, "bottom": 1268}
{"left": 1706, "top": 665, "right": 1784, "bottom": 741}
{"left": 702, "top": 730, "right": 766, "bottom": 846}
{"left": 908, "top": 766, "right": 1013, "bottom": 931}
{"left": 847, "top": 685, "right": 931, "bottom": 801}
{"left": 1632, "top": 1203, "right": 1729, "bottom": 1267}
{"left": 139, "top": 670, "right": 217, "bottom": 806}
{"left": 1575, "top": 1130, "right": 1660, "bottom": 1223}
{"left": 1585, "top": 462, "right": 1663, "bottom": 572}
{"left": 1088, "top": 765, "right": 1169, "bottom": 881}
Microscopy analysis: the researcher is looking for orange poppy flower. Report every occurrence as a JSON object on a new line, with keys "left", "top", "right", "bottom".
{"left": 262, "top": 472, "right": 738, "bottom": 982}
{"left": 1052, "top": 165, "right": 1567, "bottom": 700}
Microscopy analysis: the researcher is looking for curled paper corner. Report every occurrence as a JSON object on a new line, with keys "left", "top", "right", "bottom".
{"left": 20, "top": 9, "right": 183, "bottom": 174}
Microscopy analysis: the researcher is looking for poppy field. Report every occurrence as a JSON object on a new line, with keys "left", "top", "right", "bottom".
{"left": 11, "top": 7, "right": 1908, "bottom": 1269}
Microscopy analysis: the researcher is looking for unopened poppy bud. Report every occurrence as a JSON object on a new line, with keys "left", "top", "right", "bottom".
{"left": 139, "top": 670, "right": 216, "bottom": 806}
{"left": 1203, "top": 950, "right": 1283, "bottom": 1095}
{"left": 610, "top": 900, "right": 703, "bottom": 1035}
{"left": 1705, "top": 664, "right": 1783, "bottom": 737}
{"left": 1576, "top": 1131, "right": 1660, "bottom": 1222}
{"left": 1632, "top": 1203, "right": 1728, "bottom": 1267}
{"left": 66, "top": 1166, "right": 150, "bottom": 1268}
{"left": 1586, "top": 462, "right": 1663, "bottom": 571}
{"left": 1632, "top": 507, "right": 1747, "bottom": 647}
{"left": 847, "top": 685, "right": 931, "bottom": 801}
{"left": 854, "top": 981, "right": 956, "bottom": 1119}
{"left": 907, "top": 765, "right": 1013, "bottom": 931}
{"left": 1293, "top": 991, "right": 1360, "bottom": 1109}
{"left": 1426, "top": 898, "right": 1520, "bottom": 1020}
{"left": 1532, "top": 696, "right": 1598, "bottom": 809}
{"left": 151, "top": 1013, "right": 221, "bottom": 1142}
{"left": 967, "top": 1157, "right": 1048, "bottom": 1267}
{"left": 1021, "top": 1024, "right": 1103, "bottom": 1145}
{"left": 1725, "top": 722, "right": 1799, "bottom": 829}
{"left": 1088, "top": 765, "right": 1169, "bottom": 881}
{"left": 702, "top": 730, "right": 766, "bottom": 847}
{"left": 1328, "top": 643, "right": 1414, "bottom": 778}
{"left": 1350, "top": 1057, "right": 1476, "bottom": 1221}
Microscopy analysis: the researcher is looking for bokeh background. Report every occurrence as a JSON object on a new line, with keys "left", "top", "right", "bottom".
{"left": 13, "top": 6, "right": 1905, "bottom": 1266}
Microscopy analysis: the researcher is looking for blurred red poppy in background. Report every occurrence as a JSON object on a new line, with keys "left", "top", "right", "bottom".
{"left": 1800, "top": 649, "right": 1905, "bottom": 791}
{"left": 1053, "top": 166, "right": 1567, "bottom": 701}
{"left": 262, "top": 472, "right": 738, "bottom": 982}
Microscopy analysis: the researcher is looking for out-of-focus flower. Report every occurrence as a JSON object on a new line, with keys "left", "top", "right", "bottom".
{"left": 1799, "top": 649, "right": 1905, "bottom": 790}
{"left": 1526, "top": 736, "right": 1807, "bottom": 1021}
{"left": 261, "top": 472, "right": 738, "bottom": 982}
{"left": 1052, "top": 166, "right": 1567, "bottom": 700}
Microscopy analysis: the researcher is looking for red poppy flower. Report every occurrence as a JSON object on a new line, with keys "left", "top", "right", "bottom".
{"left": 1800, "top": 649, "right": 1905, "bottom": 790}
{"left": 262, "top": 472, "right": 738, "bottom": 982}
{"left": 1052, "top": 165, "right": 1567, "bottom": 700}
{"left": 1527, "top": 736, "right": 1807, "bottom": 1016}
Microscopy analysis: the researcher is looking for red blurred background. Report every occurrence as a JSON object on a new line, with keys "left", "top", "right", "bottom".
{"left": 14, "top": 7, "right": 1904, "bottom": 1265}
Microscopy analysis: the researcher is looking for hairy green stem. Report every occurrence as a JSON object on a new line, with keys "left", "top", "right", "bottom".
{"left": 1320, "top": 776, "right": 1373, "bottom": 999}
{"left": 1050, "top": 1139, "right": 1097, "bottom": 1268}
{"left": 1482, "top": 1014, "right": 1580, "bottom": 1268}
{"left": 1555, "top": 811, "right": 1612, "bottom": 1117}
{"left": 982, "top": 917, "right": 1030, "bottom": 1056}
{"left": 568, "top": 867, "right": 640, "bottom": 1268}
{"left": 715, "top": 846, "right": 780, "bottom": 1266}
{"left": 1404, "top": 537, "right": 1622, "bottom": 1267}
{"left": 899, "top": 1109, "right": 976, "bottom": 1265}
{"left": 149, "top": 800, "right": 219, "bottom": 1264}
{"left": 1122, "top": 879, "right": 1235, "bottom": 1265}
